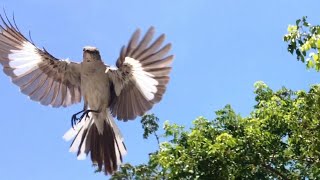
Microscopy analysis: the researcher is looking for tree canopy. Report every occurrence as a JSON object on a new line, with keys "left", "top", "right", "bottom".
{"left": 111, "top": 17, "right": 320, "bottom": 180}
{"left": 284, "top": 16, "right": 320, "bottom": 71}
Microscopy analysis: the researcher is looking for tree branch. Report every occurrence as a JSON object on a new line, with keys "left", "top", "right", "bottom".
{"left": 261, "top": 164, "right": 289, "bottom": 180}
{"left": 154, "top": 132, "right": 160, "bottom": 149}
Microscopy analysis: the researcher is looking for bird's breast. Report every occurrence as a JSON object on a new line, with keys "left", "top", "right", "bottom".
{"left": 81, "top": 64, "right": 110, "bottom": 110}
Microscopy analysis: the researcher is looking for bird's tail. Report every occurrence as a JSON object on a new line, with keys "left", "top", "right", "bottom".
{"left": 63, "top": 109, "right": 127, "bottom": 175}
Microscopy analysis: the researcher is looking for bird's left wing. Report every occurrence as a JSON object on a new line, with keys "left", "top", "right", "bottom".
{"left": 0, "top": 14, "right": 81, "bottom": 107}
{"left": 106, "top": 27, "right": 173, "bottom": 121}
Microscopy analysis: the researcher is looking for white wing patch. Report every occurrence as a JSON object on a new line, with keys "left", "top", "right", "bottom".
{"left": 106, "top": 66, "right": 126, "bottom": 96}
{"left": 124, "top": 57, "right": 158, "bottom": 100}
{"left": 8, "top": 42, "right": 42, "bottom": 76}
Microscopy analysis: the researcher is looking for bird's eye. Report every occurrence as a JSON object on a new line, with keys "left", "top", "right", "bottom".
{"left": 83, "top": 48, "right": 86, "bottom": 52}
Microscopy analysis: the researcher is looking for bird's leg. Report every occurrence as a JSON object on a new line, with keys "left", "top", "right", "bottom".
{"left": 79, "top": 109, "right": 100, "bottom": 120}
{"left": 71, "top": 109, "right": 100, "bottom": 129}
{"left": 71, "top": 109, "right": 85, "bottom": 128}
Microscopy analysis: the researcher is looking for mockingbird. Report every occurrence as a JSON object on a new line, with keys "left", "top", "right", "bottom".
{"left": 0, "top": 14, "right": 173, "bottom": 175}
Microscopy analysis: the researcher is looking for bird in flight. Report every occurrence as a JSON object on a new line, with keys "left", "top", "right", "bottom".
{"left": 0, "top": 13, "right": 173, "bottom": 175}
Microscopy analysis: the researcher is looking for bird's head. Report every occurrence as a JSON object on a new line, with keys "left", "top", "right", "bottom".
{"left": 83, "top": 46, "right": 101, "bottom": 62}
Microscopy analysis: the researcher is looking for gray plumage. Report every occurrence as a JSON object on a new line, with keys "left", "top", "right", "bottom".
{"left": 0, "top": 13, "right": 173, "bottom": 175}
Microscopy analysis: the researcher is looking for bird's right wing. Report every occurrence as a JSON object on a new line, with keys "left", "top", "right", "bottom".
{"left": 0, "top": 14, "right": 81, "bottom": 107}
{"left": 106, "top": 27, "right": 173, "bottom": 121}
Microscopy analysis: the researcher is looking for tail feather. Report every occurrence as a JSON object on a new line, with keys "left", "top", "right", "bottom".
{"left": 62, "top": 117, "right": 87, "bottom": 142}
{"left": 90, "top": 121, "right": 117, "bottom": 174}
{"left": 63, "top": 110, "right": 127, "bottom": 175}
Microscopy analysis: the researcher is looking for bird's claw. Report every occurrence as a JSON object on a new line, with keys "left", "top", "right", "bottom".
{"left": 71, "top": 109, "right": 99, "bottom": 129}
{"left": 79, "top": 111, "right": 90, "bottom": 120}
{"left": 71, "top": 114, "right": 81, "bottom": 129}
{"left": 71, "top": 109, "right": 85, "bottom": 129}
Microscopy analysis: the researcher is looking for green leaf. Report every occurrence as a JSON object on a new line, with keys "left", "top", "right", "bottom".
{"left": 316, "top": 39, "right": 320, "bottom": 48}
{"left": 307, "top": 59, "right": 314, "bottom": 69}
{"left": 287, "top": 25, "right": 298, "bottom": 33}
{"left": 313, "top": 53, "right": 319, "bottom": 62}
{"left": 296, "top": 19, "right": 301, "bottom": 26}
{"left": 303, "top": 21, "right": 310, "bottom": 27}
{"left": 302, "top": 50, "right": 306, "bottom": 56}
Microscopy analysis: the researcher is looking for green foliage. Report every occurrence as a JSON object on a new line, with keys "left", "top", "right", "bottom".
{"left": 284, "top": 16, "right": 320, "bottom": 71}
{"left": 112, "top": 82, "right": 320, "bottom": 179}
{"left": 111, "top": 17, "right": 320, "bottom": 180}
{"left": 141, "top": 114, "right": 159, "bottom": 140}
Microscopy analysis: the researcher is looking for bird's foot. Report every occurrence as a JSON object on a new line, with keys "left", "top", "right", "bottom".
{"left": 71, "top": 109, "right": 100, "bottom": 129}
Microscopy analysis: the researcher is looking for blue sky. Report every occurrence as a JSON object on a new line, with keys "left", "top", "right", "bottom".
{"left": 1, "top": 0, "right": 320, "bottom": 179}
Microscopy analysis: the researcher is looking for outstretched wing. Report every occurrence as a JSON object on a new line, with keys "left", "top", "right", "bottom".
{"left": 0, "top": 14, "right": 81, "bottom": 107}
{"left": 107, "top": 27, "right": 173, "bottom": 121}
